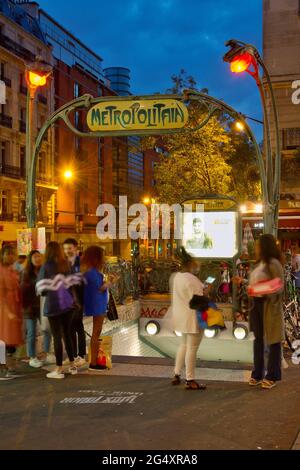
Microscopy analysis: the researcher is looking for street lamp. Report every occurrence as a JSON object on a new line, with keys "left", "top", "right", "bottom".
{"left": 224, "top": 39, "right": 281, "bottom": 236}
{"left": 25, "top": 59, "right": 52, "bottom": 229}
{"left": 64, "top": 170, "right": 73, "bottom": 181}
{"left": 235, "top": 121, "right": 245, "bottom": 132}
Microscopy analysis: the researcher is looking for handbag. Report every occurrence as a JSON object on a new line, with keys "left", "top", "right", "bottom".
{"left": 248, "top": 278, "right": 283, "bottom": 297}
{"left": 106, "top": 290, "right": 119, "bottom": 321}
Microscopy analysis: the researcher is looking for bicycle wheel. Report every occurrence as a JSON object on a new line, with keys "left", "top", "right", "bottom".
{"left": 285, "top": 315, "right": 299, "bottom": 351}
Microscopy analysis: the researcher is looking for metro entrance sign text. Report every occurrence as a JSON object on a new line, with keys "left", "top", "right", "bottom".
{"left": 87, "top": 99, "right": 189, "bottom": 133}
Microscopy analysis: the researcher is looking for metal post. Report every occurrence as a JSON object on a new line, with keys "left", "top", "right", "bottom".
{"left": 26, "top": 88, "right": 35, "bottom": 229}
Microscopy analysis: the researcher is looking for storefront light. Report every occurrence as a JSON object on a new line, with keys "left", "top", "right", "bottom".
{"left": 174, "top": 331, "right": 182, "bottom": 337}
{"left": 233, "top": 324, "right": 248, "bottom": 340}
{"left": 204, "top": 328, "right": 219, "bottom": 339}
{"left": 146, "top": 321, "right": 160, "bottom": 336}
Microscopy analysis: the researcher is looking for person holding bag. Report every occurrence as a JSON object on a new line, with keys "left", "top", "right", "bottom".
{"left": 81, "top": 246, "right": 119, "bottom": 373}
{"left": 36, "top": 242, "right": 80, "bottom": 380}
{"left": 248, "top": 234, "right": 284, "bottom": 390}
{"left": 171, "top": 247, "right": 207, "bottom": 391}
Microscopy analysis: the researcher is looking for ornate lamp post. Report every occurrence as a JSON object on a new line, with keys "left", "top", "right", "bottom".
{"left": 25, "top": 59, "right": 52, "bottom": 228}
{"left": 223, "top": 39, "right": 281, "bottom": 236}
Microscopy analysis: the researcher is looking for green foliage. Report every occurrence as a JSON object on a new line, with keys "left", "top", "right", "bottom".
{"left": 147, "top": 71, "right": 261, "bottom": 204}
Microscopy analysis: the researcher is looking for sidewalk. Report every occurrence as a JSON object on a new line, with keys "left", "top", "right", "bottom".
{"left": 0, "top": 358, "right": 300, "bottom": 450}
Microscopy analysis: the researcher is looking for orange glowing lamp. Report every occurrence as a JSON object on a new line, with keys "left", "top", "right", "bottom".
{"left": 230, "top": 52, "right": 253, "bottom": 74}
{"left": 64, "top": 170, "right": 73, "bottom": 180}
{"left": 27, "top": 70, "right": 49, "bottom": 88}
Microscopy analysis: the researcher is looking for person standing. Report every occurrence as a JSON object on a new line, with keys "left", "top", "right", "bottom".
{"left": 171, "top": 247, "right": 206, "bottom": 391}
{"left": 0, "top": 246, "right": 23, "bottom": 377}
{"left": 63, "top": 239, "right": 86, "bottom": 368}
{"left": 37, "top": 242, "right": 77, "bottom": 380}
{"left": 81, "top": 246, "right": 118, "bottom": 372}
{"left": 248, "top": 235, "right": 284, "bottom": 390}
{"left": 21, "top": 250, "right": 53, "bottom": 368}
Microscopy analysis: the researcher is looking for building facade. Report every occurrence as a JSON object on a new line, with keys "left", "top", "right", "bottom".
{"left": 0, "top": 0, "right": 55, "bottom": 247}
{"left": 263, "top": 0, "right": 300, "bottom": 243}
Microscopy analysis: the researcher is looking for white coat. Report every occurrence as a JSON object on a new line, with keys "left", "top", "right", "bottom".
{"left": 171, "top": 272, "right": 204, "bottom": 334}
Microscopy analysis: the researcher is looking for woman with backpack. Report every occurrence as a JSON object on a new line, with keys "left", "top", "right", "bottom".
{"left": 21, "top": 250, "right": 54, "bottom": 369}
{"left": 37, "top": 242, "right": 79, "bottom": 380}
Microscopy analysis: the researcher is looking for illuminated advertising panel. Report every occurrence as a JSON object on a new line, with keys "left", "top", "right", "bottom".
{"left": 182, "top": 211, "right": 238, "bottom": 259}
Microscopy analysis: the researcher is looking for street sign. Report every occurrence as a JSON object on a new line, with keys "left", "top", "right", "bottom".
{"left": 87, "top": 99, "right": 189, "bottom": 133}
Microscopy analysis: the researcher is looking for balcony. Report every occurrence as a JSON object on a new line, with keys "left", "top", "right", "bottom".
{"left": 38, "top": 94, "right": 47, "bottom": 105}
{"left": 20, "top": 85, "right": 28, "bottom": 95}
{"left": 38, "top": 216, "right": 49, "bottom": 224}
{"left": 0, "top": 76, "right": 11, "bottom": 87}
{"left": 19, "top": 120, "right": 26, "bottom": 133}
{"left": 0, "top": 165, "right": 20, "bottom": 179}
{"left": 0, "top": 213, "right": 14, "bottom": 222}
{"left": 36, "top": 174, "right": 52, "bottom": 185}
{"left": 0, "top": 113, "right": 12, "bottom": 128}
{"left": 0, "top": 33, "right": 35, "bottom": 63}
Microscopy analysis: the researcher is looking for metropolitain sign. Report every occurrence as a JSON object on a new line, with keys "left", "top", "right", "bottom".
{"left": 87, "top": 99, "right": 189, "bottom": 133}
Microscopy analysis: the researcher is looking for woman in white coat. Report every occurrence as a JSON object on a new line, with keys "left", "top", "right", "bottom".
{"left": 171, "top": 247, "right": 207, "bottom": 390}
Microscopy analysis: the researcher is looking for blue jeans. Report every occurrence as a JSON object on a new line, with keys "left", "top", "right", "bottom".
{"left": 26, "top": 319, "right": 52, "bottom": 358}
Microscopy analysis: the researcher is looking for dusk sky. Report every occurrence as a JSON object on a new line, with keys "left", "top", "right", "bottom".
{"left": 37, "top": 0, "right": 263, "bottom": 139}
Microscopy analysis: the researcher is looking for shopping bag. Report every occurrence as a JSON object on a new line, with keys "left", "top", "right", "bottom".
{"left": 206, "top": 306, "right": 226, "bottom": 329}
{"left": 106, "top": 291, "right": 119, "bottom": 321}
{"left": 88, "top": 335, "right": 113, "bottom": 370}
{"left": 248, "top": 278, "right": 283, "bottom": 297}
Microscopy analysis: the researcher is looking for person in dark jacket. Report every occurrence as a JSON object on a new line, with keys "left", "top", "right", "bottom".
{"left": 37, "top": 242, "right": 79, "bottom": 380}
{"left": 63, "top": 238, "right": 86, "bottom": 368}
{"left": 21, "top": 250, "right": 52, "bottom": 369}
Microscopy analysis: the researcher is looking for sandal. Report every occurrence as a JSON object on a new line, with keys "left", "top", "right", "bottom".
{"left": 261, "top": 379, "right": 276, "bottom": 390}
{"left": 249, "top": 378, "right": 262, "bottom": 387}
{"left": 171, "top": 375, "right": 181, "bottom": 386}
{"left": 185, "top": 380, "right": 207, "bottom": 390}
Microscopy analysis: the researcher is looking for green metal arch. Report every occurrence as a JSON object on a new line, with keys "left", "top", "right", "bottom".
{"left": 27, "top": 89, "right": 272, "bottom": 231}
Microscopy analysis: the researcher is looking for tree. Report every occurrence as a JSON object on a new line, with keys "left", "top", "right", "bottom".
{"left": 144, "top": 70, "right": 261, "bottom": 204}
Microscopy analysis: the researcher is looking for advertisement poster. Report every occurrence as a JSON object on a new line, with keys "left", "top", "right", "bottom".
{"left": 182, "top": 212, "right": 238, "bottom": 259}
{"left": 17, "top": 228, "right": 46, "bottom": 255}
{"left": 17, "top": 229, "right": 33, "bottom": 256}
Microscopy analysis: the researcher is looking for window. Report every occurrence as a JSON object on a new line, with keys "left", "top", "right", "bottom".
{"left": 37, "top": 200, "right": 44, "bottom": 220}
{"left": 20, "top": 146, "right": 26, "bottom": 178}
{"left": 38, "top": 152, "right": 47, "bottom": 175}
{"left": 75, "top": 191, "right": 81, "bottom": 214}
{"left": 75, "top": 135, "right": 80, "bottom": 151}
{"left": 0, "top": 190, "right": 9, "bottom": 215}
{"left": 19, "top": 196, "right": 26, "bottom": 217}
{"left": 282, "top": 128, "right": 300, "bottom": 150}
{"left": 74, "top": 82, "right": 80, "bottom": 98}
{"left": 0, "top": 62, "right": 5, "bottom": 80}
{"left": 0, "top": 141, "right": 9, "bottom": 167}
{"left": 20, "top": 107, "right": 26, "bottom": 122}
{"left": 75, "top": 111, "right": 79, "bottom": 128}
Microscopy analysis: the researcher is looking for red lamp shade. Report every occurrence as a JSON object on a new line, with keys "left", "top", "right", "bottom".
{"left": 230, "top": 52, "right": 253, "bottom": 74}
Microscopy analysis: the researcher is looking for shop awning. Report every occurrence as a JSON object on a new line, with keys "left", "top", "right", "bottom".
{"left": 243, "top": 217, "right": 300, "bottom": 230}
